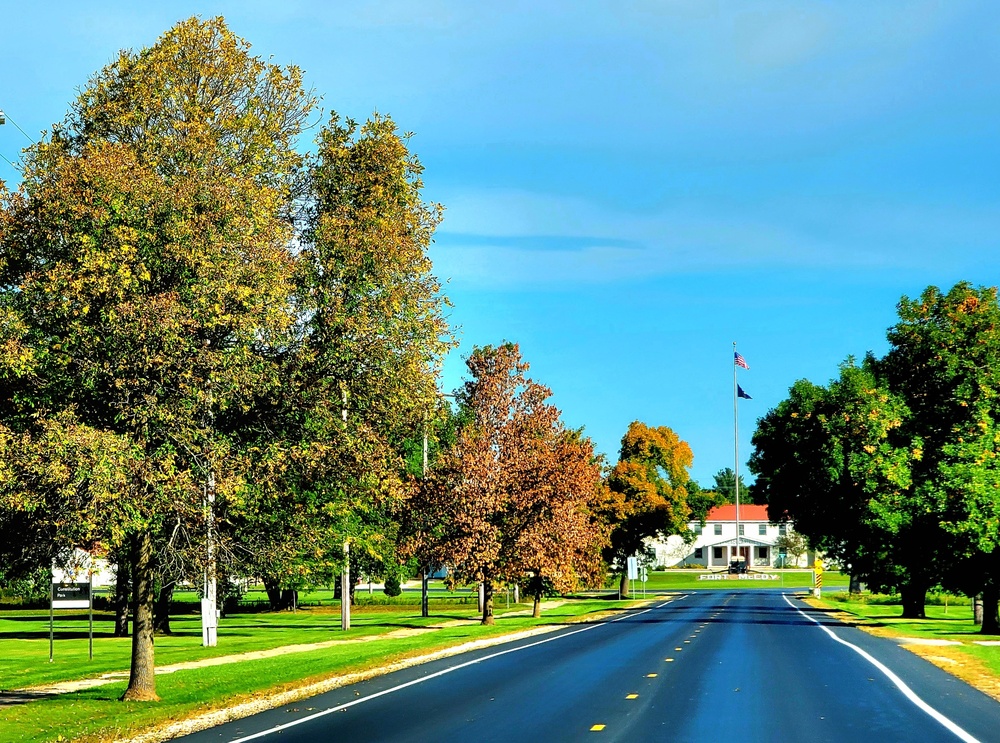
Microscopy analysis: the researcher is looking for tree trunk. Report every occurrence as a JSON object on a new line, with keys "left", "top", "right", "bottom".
{"left": 263, "top": 577, "right": 282, "bottom": 611}
{"left": 121, "top": 531, "right": 159, "bottom": 701}
{"left": 974, "top": 594, "right": 984, "bottom": 626}
{"left": 900, "top": 581, "right": 927, "bottom": 619}
{"left": 531, "top": 570, "right": 542, "bottom": 618}
{"left": 481, "top": 580, "right": 495, "bottom": 625}
{"left": 981, "top": 584, "right": 1000, "bottom": 635}
{"left": 849, "top": 574, "right": 863, "bottom": 595}
{"left": 216, "top": 569, "right": 228, "bottom": 619}
{"left": 619, "top": 570, "right": 629, "bottom": 598}
{"left": 113, "top": 557, "right": 131, "bottom": 638}
{"left": 153, "top": 580, "right": 174, "bottom": 635}
{"left": 280, "top": 588, "right": 298, "bottom": 610}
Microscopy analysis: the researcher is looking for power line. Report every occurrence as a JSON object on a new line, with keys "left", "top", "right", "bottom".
{"left": 0, "top": 108, "right": 36, "bottom": 144}
{"left": 0, "top": 149, "right": 20, "bottom": 172}
{"left": 0, "top": 106, "right": 30, "bottom": 176}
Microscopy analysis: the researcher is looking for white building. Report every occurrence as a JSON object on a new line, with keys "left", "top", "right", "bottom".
{"left": 649, "top": 504, "right": 807, "bottom": 569}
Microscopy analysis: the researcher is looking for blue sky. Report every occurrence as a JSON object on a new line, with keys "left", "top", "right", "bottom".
{"left": 3, "top": 1, "right": 999, "bottom": 484}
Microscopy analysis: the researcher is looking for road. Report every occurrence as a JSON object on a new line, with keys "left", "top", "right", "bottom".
{"left": 178, "top": 591, "right": 1000, "bottom": 743}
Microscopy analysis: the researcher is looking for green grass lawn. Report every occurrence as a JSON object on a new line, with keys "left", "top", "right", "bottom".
{"left": 820, "top": 591, "right": 982, "bottom": 637}
{"left": 0, "top": 586, "right": 528, "bottom": 691}
{"left": 0, "top": 596, "right": 635, "bottom": 743}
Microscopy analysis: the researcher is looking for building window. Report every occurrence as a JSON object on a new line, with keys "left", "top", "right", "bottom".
{"left": 738, "top": 524, "right": 744, "bottom": 536}
{"left": 713, "top": 547, "right": 723, "bottom": 559}
{"left": 693, "top": 524, "right": 702, "bottom": 535}
{"left": 779, "top": 524, "right": 787, "bottom": 536}
{"left": 714, "top": 524, "right": 722, "bottom": 535}
{"left": 757, "top": 546, "right": 769, "bottom": 560}
{"left": 759, "top": 524, "right": 767, "bottom": 536}
{"left": 694, "top": 547, "right": 703, "bottom": 559}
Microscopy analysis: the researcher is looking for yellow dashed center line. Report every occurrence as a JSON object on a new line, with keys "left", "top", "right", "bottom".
{"left": 665, "top": 658, "right": 674, "bottom": 662}
{"left": 626, "top": 693, "right": 639, "bottom": 699}
{"left": 646, "top": 673, "right": 658, "bottom": 678}
{"left": 675, "top": 647, "right": 683, "bottom": 651}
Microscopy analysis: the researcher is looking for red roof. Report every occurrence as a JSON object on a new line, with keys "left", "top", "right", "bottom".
{"left": 704, "top": 504, "right": 770, "bottom": 522}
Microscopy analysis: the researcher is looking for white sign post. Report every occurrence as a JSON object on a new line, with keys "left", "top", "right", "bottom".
{"left": 627, "top": 556, "right": 638, "bottom": 598}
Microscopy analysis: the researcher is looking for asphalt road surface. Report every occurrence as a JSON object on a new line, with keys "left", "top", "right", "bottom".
{"left": 178, "top": 590, "right": 1000, "bottom": 743}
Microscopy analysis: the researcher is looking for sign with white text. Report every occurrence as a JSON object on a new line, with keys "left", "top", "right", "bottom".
{"left": 52, "top": 582, "right": 91, "bottom": 609}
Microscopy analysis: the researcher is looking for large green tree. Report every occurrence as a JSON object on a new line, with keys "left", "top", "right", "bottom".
{"left": 752, "top": 283, "right": 1000, "bottom": 625}
{"left": 0, "top": 17, "right": 314, "bottom": 700}
{"left": 750, "top": 362, "right": 922, "bottom": 611}
{"left": 228, "top": 111, "right": 452, "bottom": 607}
{"left": 879, "top": 283, "right": 1000, "bottom": 629}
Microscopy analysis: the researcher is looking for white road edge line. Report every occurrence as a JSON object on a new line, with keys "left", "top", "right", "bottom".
{"left": 782, "top": 593, "right": 980, "bottom": 743}
{"left": 226, "top": 604, "right": 662, "bottom": 742}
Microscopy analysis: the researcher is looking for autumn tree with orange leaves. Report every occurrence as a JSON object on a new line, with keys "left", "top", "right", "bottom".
{"left": 604, "top": 422, "right": 694, "bottom": 597}
{"left": 408, "top": 343, "right": 607, "bottom": 624}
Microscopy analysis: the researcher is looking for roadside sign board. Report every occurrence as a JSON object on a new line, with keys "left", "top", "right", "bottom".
{"left": 50, "top": 550, "right": 96, "bottom": 661}
{"left": 52, "top": 582, "right": 91, "bottom": 609}
{"left": 627, "top": 556, "right": 638, "bottom": 580}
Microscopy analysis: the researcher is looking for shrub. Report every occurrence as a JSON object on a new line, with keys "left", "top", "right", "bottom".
{"left": 383, "top": 572, "right": 402, "bottom": 597}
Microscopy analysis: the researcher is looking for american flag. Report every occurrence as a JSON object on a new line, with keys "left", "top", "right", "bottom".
{"left": 734, "top": 351, "right": 749, "bottom": 369}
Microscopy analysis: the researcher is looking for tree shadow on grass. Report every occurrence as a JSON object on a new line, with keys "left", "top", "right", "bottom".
{"left": 0, "top": 681, "right": 127, "bottom": 707}
{"left": 0, "top": 690, "right": 58, "bottom": 706}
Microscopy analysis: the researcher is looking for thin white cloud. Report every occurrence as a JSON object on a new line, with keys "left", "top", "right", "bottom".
{"left": 432, "top": 186, "right": 1000, "bottom": 288}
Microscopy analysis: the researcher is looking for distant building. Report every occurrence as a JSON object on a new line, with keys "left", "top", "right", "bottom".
{"left": 647, "top": 504, "right": 807, "bottom": 569}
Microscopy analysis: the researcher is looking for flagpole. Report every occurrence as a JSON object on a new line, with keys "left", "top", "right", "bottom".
{"left": 733, "top": 342, "right": 741, "bottom": 569}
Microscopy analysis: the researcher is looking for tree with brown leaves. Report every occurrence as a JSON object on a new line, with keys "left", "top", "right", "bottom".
{"left": 408, "top": 343, "right": 606, "bottom": 624}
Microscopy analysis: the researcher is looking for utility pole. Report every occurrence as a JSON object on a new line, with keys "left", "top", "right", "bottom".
{"left": 421, "top": 413, "right": 430, "bottom": 618}
{"left": 341, "top": 540, "right": 351, "bottom": 631}
{"left": 341, "top": 388, "right": 351, "bottom": 631}
{"left": 202, "top": 366, "right": 218, "bottom": 647}
{"left": 201, "top": 470, "right": 218, "bottom": 646}
{"left": 733, "top": 343, "right": 741, "bottom": 569}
